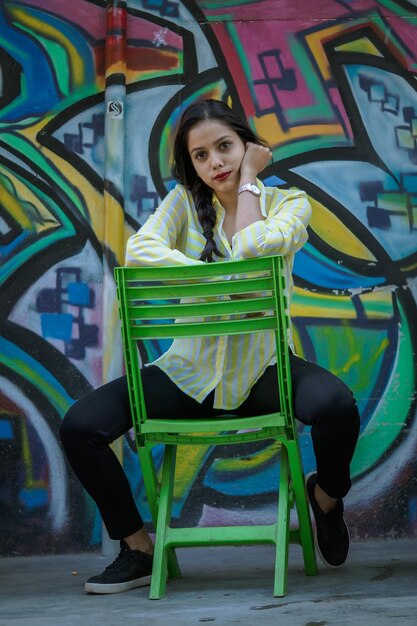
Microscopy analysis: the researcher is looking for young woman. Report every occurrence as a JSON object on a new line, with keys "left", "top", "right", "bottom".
{"left": 60, "top": 99, "right": 360, "bottom": 594}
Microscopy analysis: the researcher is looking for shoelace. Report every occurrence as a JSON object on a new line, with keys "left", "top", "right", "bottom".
{"left": 105, "top": 548, "right": 136, "bottom": 571}
{"left": 319, "top": 506, "right": 345, "bottom": 541}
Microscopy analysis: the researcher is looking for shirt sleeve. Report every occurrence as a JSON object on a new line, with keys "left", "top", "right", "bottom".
{"left": 125, "top": 186, "right": 205, "bottom": 267}
{"left": 231, "top": 188, "right": 312, "bottom": 260}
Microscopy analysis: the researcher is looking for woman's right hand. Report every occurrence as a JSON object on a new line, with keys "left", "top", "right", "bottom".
{"left": 240, "top": 142, "right": 272, "bottom": 180}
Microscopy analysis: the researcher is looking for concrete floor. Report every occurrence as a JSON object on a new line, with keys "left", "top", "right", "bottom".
{"left": 1, "top": 539, "right": 416, "bottom": 626}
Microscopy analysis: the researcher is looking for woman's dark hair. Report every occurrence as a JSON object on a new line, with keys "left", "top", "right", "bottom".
{"left": 171, "top": 99, "right": 268, "bottom": 262}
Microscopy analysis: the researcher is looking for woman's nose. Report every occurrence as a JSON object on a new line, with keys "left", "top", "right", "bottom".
{"left": 211, "top": 152, "right": 224, "bottom": 168}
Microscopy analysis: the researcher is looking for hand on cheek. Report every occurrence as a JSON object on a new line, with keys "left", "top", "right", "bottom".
{"left": 240, "top": 143, "right": 272, "bottom": 179}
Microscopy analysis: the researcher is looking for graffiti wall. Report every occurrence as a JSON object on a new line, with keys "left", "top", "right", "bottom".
{"left": 1, "top": 0, "right": 416, "bottom": 555}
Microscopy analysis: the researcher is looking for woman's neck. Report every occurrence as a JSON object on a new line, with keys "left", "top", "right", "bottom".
{"left": 216, "top": 189, "right": 238, "bottom": 214}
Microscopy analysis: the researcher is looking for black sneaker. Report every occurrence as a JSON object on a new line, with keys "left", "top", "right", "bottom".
{"left": 85, "top": 540, "right": 153, "bottom": 594}
{"left": 306, "top": 473, "right": 350, "bottom": 568}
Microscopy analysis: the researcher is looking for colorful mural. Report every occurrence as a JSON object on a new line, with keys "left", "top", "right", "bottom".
{"left": 1, "top": 0, "right": 416, "bottom": 555}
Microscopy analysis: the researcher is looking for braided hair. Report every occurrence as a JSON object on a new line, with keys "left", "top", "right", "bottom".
{"left": 171, "top": 99, "right": 267, "bottom": 262}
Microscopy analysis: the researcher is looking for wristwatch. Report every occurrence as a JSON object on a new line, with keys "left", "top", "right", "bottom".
{"left": 238, "top": 182, "right": 261, "bottom": 197}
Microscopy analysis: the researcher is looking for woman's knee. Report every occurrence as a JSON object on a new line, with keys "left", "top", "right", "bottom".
{"left": 296, "top": 375, "right": 360, "bottom": 433}
{"left": 313, "top": 383, "right": 360, "bottom": 433}
{"left": 60, "top": 398, "right": 94, "bottom": 449}
{"left": 60, "top": 382, "right": 129, "bottom": 452}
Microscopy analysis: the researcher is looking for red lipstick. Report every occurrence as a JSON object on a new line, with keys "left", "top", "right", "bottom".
{"left": 214, "top": 171, "right": 231, "bottom": 181}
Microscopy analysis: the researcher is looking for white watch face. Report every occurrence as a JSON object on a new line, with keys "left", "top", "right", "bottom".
{"left": 239, "top": 183, "right": 261, "bottom": 196}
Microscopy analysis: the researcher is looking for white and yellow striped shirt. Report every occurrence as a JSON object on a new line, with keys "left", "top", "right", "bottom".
{"left": 125, "top": 180, "right": 311, "bottom": 410}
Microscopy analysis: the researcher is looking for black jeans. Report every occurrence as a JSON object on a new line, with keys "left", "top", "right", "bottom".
{"left": 60, "top": 354, "right": 360, "bottom": 539}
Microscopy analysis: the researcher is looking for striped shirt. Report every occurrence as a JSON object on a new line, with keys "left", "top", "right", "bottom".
{"left": 125, "top": 180, "right": 311, "bottom": 410}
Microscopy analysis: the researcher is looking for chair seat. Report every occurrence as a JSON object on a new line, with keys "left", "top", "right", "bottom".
{"left": 140, "top": 413, "right": 288, "bottom": 446}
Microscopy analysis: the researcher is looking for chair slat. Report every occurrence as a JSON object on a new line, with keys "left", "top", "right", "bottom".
{"left": 126, "top": 276, "right": 274, "bottom": 300}
{"left": 122, "top": 256, "right": 274, "bottom": 281}
{"left": 140, "top": 412, "right": 286, "bottom": 434}
{"left": 127, "top": 296, "right": 276, "bottom": 320}
{"left": 129, "top": 315, "right": 278, "bottom": 339}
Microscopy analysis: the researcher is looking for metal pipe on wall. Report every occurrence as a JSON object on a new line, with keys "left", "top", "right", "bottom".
{"left": 102, "top": 0, "right": 128, "bottom": 556}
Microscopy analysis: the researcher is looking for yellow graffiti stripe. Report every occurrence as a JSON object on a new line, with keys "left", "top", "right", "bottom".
{"left": 209, "top": 440, "right": 282, "bottom": 474}
{"left": 3, "top": 172, "right": 60, "bottom": 233}
{"left": 306, "top": 27, "right": 383, "bottom": 82}
{"left": 305, "top": 23, "right": 347, "bottom": 81}
{"left": 102, "top": 296, "right": 122, "bottom": 381}
{"left": 335, "top": 38, "right": 383, "bottom": 57}
{"left": 8, "top": 6, "right": 85, "bottom": 87}
{"left": 309, "top": 197, "right": 377, "bottom": 261}
{"left": 291, "top": 325, "right": 303, "bottom": 355}
{"left": 106, "top": 60, "right": 126, "bottom": 78}
{"left": 173, "top": 447, "right": 213, "bottom": 499}
{"left": 103, "top": 190, "right": 125, "bottom": 265}
{"left": 0, "top": 177, "right": 33, "bottom": 230}
{"left": 254, "top": 114, "right": 342, "bottom": 146}
{"left": 17, "top": 120, "right": 105, "bottom": 238}
{"left": 20, "top": 416, "right": 41, "bottom": 489}
{"left": 2, "top": 354, "right": 69, "bottom": 414}
{"left": 304, "top": 14, "right": 410, "bottom": 82}
{"left": 402, "top": 259, "right": 417, "bottom": 272}
{"left": 292, "top": 306, "right": 391, "bottom": 380}
{"left": 319, "top": 323, "right": 390, "bottom": 379}
{"left": 292, "top": 286, "right": 393, "bottom": 320}
{"left": 337, "top": 351, "right": 361, "bottom": 374}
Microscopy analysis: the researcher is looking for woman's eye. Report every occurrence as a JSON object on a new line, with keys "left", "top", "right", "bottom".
{"left": 195, "top": 151, "right": 206, "bottom": 160}
{"left": 220, "top": 142, "right": 231, "bottom": 150}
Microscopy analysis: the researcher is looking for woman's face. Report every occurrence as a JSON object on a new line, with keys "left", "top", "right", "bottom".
{"left": 187, "top": 119, "right": 245, "bottom": 197}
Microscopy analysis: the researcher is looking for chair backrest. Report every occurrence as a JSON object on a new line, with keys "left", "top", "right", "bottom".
{"left": 114, "top": 255, "right": 294, "bottom": 437}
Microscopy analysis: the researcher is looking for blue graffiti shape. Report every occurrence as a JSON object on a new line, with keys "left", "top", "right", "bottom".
{"left": 359, "top": 73, "right": 400, "bottom": 115}
{"left": 63, "top": 114, "right": 104, "bottom": 156}
{"left": 36, "top": 267, "right": 98, "bottom": 359}
{"left": 142, "top": 0, "right": 179, "bottom": 19}
{"left": 130, "top": 175, "right": 159, "bottom": 218}
{"left": 359, "top": 179, "right": 417, "bottom": 231}
{"left": 396, "top": 106, "right": 417, "bottom": 165}
{"left": 0, "top": 9, "right": 61, "bottom": 120}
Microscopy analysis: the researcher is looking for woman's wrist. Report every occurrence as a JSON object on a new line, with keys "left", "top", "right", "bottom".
{"left": 239, "top": 169, "right": 257, "bottom": 184}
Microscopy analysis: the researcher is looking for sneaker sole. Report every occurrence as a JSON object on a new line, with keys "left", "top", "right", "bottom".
{"left": 305, "top": 471, "right": 350, "bottom": 570}
{"left": 85, "top": 575, "right": 152, "bottom": 594}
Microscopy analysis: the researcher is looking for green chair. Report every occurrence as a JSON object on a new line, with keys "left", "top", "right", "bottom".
{"left": 114, "top": 254, "right": 317, "bottom": 599}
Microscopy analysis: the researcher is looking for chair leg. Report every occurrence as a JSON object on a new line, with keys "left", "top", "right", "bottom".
{"left": 287, "top": 440, "right": 318, "bottom": 576}
{"left": 274, "top": 444, "right": 290, "bottom": 597}
{"left": 149, "top": 444, "right": 177, "bottom": 599}
{"left": 138, "top": 445, "right": 181, "bottom": 582}
{"left": 138, "top": 446, "right": 159, "bottom": 523}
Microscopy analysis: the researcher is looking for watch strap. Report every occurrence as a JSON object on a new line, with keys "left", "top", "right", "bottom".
{"left": 238, "top": 183, "right": 261, "bottom": 196}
